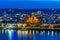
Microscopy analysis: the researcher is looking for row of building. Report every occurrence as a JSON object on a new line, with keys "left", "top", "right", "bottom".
{"left": 0, "top": 9, "right": 60, "bottom": 24}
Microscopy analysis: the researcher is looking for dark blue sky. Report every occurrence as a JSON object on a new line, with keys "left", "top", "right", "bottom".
{"left": 1, "top": 0, "right": 60, "bottom": 1}
{"left": 0, "top": 0, "right": 60, "bottom": 9}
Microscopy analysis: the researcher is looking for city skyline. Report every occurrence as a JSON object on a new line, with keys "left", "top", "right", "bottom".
{"left": 0, "top": 9, "right": 60, "bottom": 24}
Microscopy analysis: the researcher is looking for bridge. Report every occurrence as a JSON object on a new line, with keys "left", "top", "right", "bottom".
{"left": 1, "top": 27, "right": 60, "bottom": 31}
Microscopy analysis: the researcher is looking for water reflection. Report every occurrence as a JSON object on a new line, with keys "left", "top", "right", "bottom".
{"left": 8, "top": 30, "right": 12, "bottom": 40}
{"left": 0, "top": 30, "right": 60, "bottom": 40}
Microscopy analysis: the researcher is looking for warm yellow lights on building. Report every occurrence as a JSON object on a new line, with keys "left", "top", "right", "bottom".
{"left": 49, "top": 24, "right": 54, "bottom": 28}
{"left": 0, "top": 16, "right": 2, "bottom": 19}
{"left": 10, "top": 17, "right": 13, "bottom": 20}
{"left": 33, "top": 16, "right": 39, "bottom": 23}
{"left": 58, "top": 17, "right": 60, "bottom": 20}
{"left": 26, "top": 16, "right": 39, "bottom": 24}
{"left": 0, "top": 19, "right": 3, "bottom": 22}
{"left": 0, "top": 16, "right": 3, "bottom": 22}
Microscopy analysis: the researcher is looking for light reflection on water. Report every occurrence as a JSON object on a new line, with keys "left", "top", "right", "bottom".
{"left": 0, "top": 30, "right": 60, "bottom": 40}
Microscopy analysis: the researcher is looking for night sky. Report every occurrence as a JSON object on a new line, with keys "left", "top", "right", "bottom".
{"left": 0, "top": 0, "right": 60, "bottom": 9}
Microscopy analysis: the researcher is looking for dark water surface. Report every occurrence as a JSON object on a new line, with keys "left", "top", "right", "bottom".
{"left": 0, "top": 30, "right": 60, "bottom": 40}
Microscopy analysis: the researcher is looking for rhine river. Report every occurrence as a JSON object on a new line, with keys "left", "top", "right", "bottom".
{"left": 0, "top": 29, "right": 60, "bottom": 40}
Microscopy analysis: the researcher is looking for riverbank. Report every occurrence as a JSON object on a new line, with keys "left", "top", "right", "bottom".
{"left": 0, "top": 27, "right": 59, "bottom": 31}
